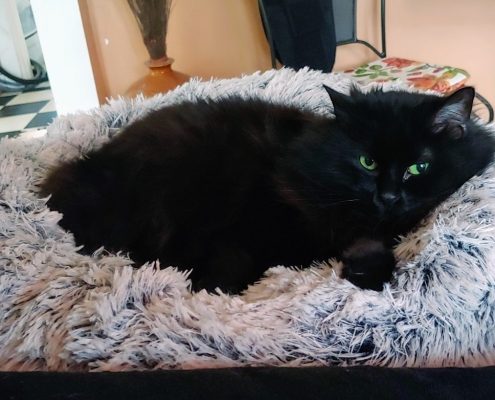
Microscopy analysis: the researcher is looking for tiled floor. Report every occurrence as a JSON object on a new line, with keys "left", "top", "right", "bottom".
{"left": 0, "top": 81, "right": 57, "bottom": 139}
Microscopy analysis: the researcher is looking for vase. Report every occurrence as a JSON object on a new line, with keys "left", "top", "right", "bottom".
{"left": 125, "top": 57, "right": 189, "bottom": 98}
{"left": 125, "top": 0, "right": 189, "bottom": 98}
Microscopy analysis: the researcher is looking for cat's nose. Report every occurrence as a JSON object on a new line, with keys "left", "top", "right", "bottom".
{"left": 379, "top": 191, "right": 401, "bottom": 208}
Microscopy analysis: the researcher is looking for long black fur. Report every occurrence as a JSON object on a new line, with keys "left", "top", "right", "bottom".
{"left": 40, "top": 86, "right": 495, "bottom": 293}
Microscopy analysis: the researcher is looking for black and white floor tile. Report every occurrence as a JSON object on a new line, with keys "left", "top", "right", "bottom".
{"left": 0, "top": 81, "right": 56, "bottom": 140}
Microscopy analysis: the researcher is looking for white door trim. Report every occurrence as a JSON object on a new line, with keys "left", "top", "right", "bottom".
{"left": 31, "top": 0, "right": 99, "bottom": 115}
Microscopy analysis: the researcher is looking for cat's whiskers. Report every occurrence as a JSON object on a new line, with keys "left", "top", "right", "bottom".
{"left": 278, "top": 192, "right": 361, "bottom": 207}
{"left": 277, "top": 187, "right": 360, "bottom": 206}
{"left": 322, "top": 198, "right": 361, "bottom": 207}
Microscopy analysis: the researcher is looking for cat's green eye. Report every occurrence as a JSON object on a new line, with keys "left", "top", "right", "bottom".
{"left": 407, "top": 162, "right": 430, "bottom": 176}
{"left": 359, "top": 156, "right": 378, "bottom": 171}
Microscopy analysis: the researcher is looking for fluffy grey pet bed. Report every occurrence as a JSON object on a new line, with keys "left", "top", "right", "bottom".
{"left": 1, "top": 68, "right": 495, "bottom": 371}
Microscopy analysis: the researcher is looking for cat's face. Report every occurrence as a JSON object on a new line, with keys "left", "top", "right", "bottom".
{"left": 310, "top": 86, "right": 494, "bottom": 227}
{"left": 347, "top": 126, "right": 456, "bottom": 220}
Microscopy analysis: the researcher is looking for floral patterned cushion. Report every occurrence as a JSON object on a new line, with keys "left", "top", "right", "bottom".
{"left": 344, "top": 57, "right": 470, "bottom": 94}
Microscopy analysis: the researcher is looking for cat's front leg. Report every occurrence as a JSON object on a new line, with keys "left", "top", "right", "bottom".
{"left": 341, "top": 238, "right": 395, "bottom": 291}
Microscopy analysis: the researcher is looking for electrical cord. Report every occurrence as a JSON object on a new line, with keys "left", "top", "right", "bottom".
{"left": 0, "top": 77, "right": 30, "bottom": 92}
{"left": 0, "top": 59, "right": 47, "bottom": 84}
{"left": 0, "top": 59, "right": 48, "bottom": 92}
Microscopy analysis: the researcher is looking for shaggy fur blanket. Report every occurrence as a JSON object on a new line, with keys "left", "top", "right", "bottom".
{"left": 1, "top": 68, "right": 495, "bottom": 372}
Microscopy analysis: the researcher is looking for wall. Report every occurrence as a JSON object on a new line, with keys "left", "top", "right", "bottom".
{"left": 0, "top": 0, "right": 32, "bottom": 80}
{"left": 80, "top": 0, "right": 495, "bottom": 110}
{"left": 387, "top": 0, "right": 495, "bottom": 110}
{"left": 17, "top": 0, "right": 45, "bottom": 68}
{"left": 79, "top": 0, "right": 272, "bottom": 102}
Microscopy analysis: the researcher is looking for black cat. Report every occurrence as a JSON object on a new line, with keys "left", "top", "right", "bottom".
{"left": 40, "top": 86, "right": 495, "bottom": 293}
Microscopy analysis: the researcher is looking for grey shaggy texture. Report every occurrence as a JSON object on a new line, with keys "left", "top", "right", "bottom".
{"left": 1, "top": 68, "right": 495, "bottom": 372}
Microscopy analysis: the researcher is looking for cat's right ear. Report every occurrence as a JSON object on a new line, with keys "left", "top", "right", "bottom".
{"left": 323, "top": 85, "right": 351, "bottom": 120}
{"left": 431, "top": 86, "right": 475, "bottom": 139}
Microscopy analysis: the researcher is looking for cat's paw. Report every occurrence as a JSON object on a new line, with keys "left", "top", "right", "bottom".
{"left": 341, "top": 239, "right": 395, "bottom": 291}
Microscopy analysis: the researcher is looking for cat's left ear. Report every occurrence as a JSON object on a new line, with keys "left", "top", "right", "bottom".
{"left": 432, "top": 86, "right": 475, "bottom": 139}
{"left": 323, "top": 85, "right": 349, "bottom": 106}
{"left": 323, "top": 85, "right": 352, "bottom": 120}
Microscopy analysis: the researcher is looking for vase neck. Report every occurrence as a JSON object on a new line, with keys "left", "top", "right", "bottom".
{"left": 147, "top": 57, "right": 173, "bottom": 68}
